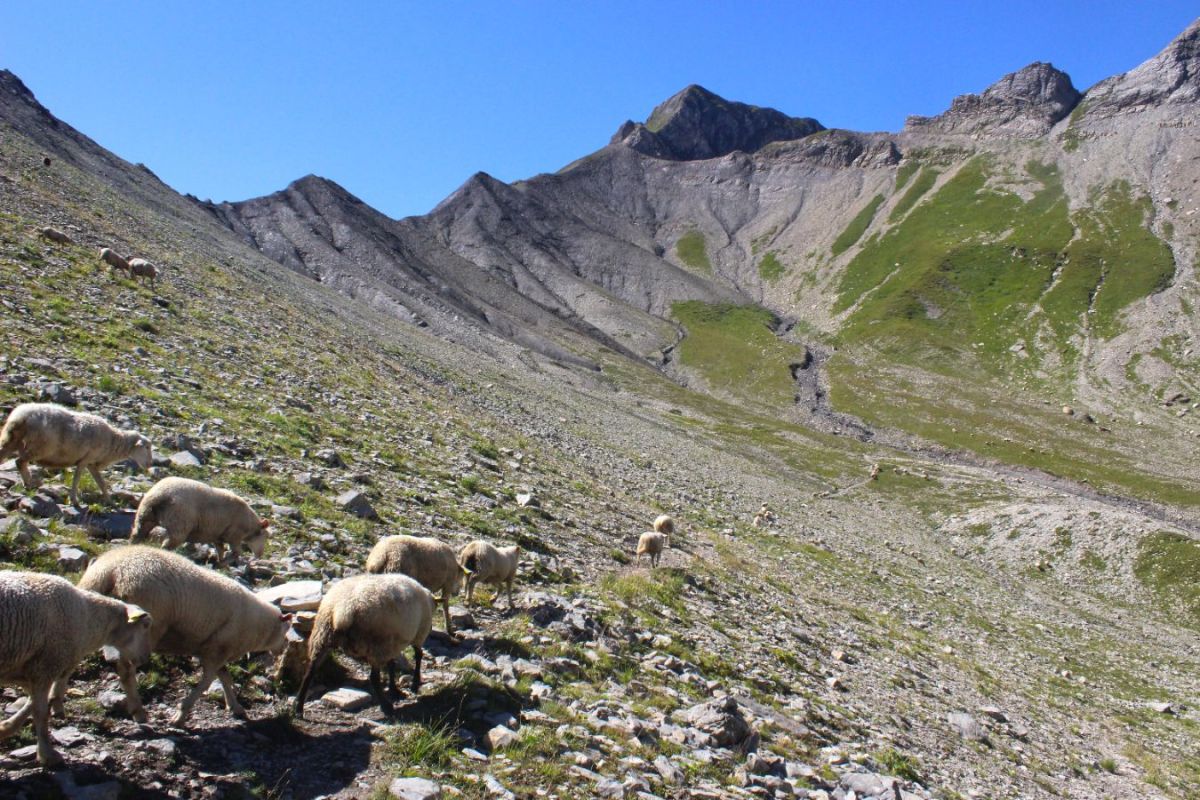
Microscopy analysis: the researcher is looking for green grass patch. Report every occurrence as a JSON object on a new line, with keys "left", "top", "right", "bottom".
{"left": 758, "top": 250, "right": 785, "bottom": 281}
{"left": 887, "top": 167, "right": 940, "bottom": 222}
{"left": 671, "top": 301, "right": 808, "bottom": 410}
{"left": 831, "top": 194, "right": 885, "bottom": 256}
{"left": 601, "top": 569, "right": 688, "bottom": 618}
{"left": 1135, "top": 531, "right": 1200, "bottom": 627}
{"left": 676, "top": 230, "right": 711, "bottom": 273}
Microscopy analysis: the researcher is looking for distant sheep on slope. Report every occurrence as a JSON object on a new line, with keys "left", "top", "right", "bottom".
{"left": 98, "top": 247, "right": 130, "bottom": 276}
{"left": 458, "top": 541, "right": 520, "bottom": 609}
{"left": 0, "top": 402, "right": 153, "bottom": 507}
{"left": 128, "top": 257, "right": 158, "bottom": 286}
{"left": 637, "top": 531, "right": 666, "bottom": 568}
{"left": 38, "top": 227, "right": 72, "bottom": 245}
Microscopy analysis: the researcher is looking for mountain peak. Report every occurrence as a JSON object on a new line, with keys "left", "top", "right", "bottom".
{"left": 905, "top": 62, "right": 1080, "bottom": 138}
{"left": 611, "top": 85, "right": 824, "bottom": 160}
{"left": 1080, "top": 16, "right": 1200, "bottom": 118}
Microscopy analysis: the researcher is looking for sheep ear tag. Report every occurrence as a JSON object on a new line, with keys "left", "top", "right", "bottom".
{"left": 127, "top": 607, "right": 149, "bottom": 623}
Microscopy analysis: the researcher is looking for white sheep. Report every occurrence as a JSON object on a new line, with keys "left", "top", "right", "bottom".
{"left": 637, "top": 531, "right": 667, "bottom": 568}
{"left": 294, "top": 573, "right": 434, "bottom": 719}
{"left": 128, "top": 257, "right": 158, "bottom": 286}
{"left": 366, "top": 534, "right": 463, "bottom": 636}
{"left": 458, "top": 540, "right": 520, "bottom": 609}
{"left": 73, "top": 545, "right": 296, "bottom": 726}
{"left": 38, "top": 227, "right": 72, "bottom": 245}
{"left": 98, "top": 246, "right": 131, "bottom": 276}
{"left": 0, "top": 402, "right": 153, "bottom": 507}
{"left": 132, "top": 476, "right": 270, "bottom": 566}
{"left": 653, "top": 514, "right": 675, "bottom": 543}
{"left": 0, "top": 571, "right": 151, "bottom": 767}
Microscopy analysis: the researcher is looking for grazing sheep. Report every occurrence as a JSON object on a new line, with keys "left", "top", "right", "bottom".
{"left": 366, "top": 534, "right": 462, "bottom": 636}
{"left": 0, "top": 572, "right": 151, "bottom": 767}
{"left": 132, "top": 476, "right": 269, "bottom": 566}
{"left": 294, "top": 574, "right": 434, "bottom": 719}
{"left": 128, "top": 257, "right": 158, "bottom": 286}
{"left": 637, "top": 531, "right": 667, "bottom": 568}
{"left": 98, "top": 246, "right": 131, "bottom": 276}
{"left": 73, "top": 546, "right": 296, "bottom": 726}
{"left": 458, "top": 541, "right": 520, "bottom": 609}
{"left": 653, "top": 514, "right": 675, "bottom": 543}
{"left": 753, "top": 503, "right": 777, "bottom": 528}
{"left": 38, "top": 227, "right": 72, "bottom": 245}
{"left": 0, "top": 402, "right": 153, "bottom": 507}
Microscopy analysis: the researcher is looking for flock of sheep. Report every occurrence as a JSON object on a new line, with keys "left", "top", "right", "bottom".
{"left": 37, "top": 226, "right": 158, "bottom": 286}
{"left": 0, "top": 402, "right": 675, "bottom": 768}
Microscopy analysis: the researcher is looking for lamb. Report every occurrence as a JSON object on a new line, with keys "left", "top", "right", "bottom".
{"left": 128, "top": 257, "right": 158, "bottom": 286}
{"left": 0, "top": 572, "right": 151, "bottom": 767}
{"left": 0, "top": 402, "right": 153, "bottom": 507}
{"left": 294, "top": 574, "right": 434, "bottom": 718}
{"left": 653, "top": 514, "right": 675, "bottom": 543}
{"left": 38, "top": 227, "right": 72, "bottom": 245}
{"left": 637, "top": 531, "right": 667, "bottom": 568}
{"left": 366, "top": 534, "right": 463, "bottom": 636}
{"left": 457, "top": 540, "right": 520, "bottom": 609}
{"left": 132, "top": 476, "right": 270, "bottom": 566}
{"left": 98, "top": 246, "right": 130, "bottom": 276}
{"left": 72, "top": 545, "right": 296, "bottom": 726}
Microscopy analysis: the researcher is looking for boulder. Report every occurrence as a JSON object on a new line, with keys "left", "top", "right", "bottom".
{"left": 337, "top": 490, "right": 378, "bottom": 520}
{"left": 389, "top": 777, "right": 442, "bottom": 800}
{"left": 677, "top": 696, "right": 754, "bottom": 749}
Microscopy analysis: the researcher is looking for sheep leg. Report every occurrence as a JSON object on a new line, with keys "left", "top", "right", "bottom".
{"left": 49, "top": 678, "right": 67, "bottom": 717}
{"left": 117, "top": 658, "right": 149, "bottom": 724}
{"left": 216, "top": 666, "right": 247, "bottom": 719}
{"left": 386, "top": 659, "right": 400, "bottom": 698}
{"left": 15, "top": 458, "right": 38, "bottom": 492}
{"left": 86, "top": 464, "right": 110, "bottom": 500}
{"left": 411, "top": 644, "right": 423, "bottom": 694}
{"left": 294, "top": 647, "right": 330, "bottom": 719}
{"left": 69, "top": 465, "right": 85, "bottom": 507}
{"left": 173, "top": 660, "right": 220, "bottom": 726}
{"left": 30, "top": 682, "right": 63, "bottom": 768}
{"left": 0, "top": 697, "right": 32, "bottom": 738}
{"left": 441, "top": 595, "right": 454, "bottom": 637}
{"left": 465, "top": 576, "right": 477, "bottom": 606}
{"left": 506, "top": 578, "right": 515, "bottom": 610}
{"left": 368, "top": 667, "right": 394, "bottom": 717}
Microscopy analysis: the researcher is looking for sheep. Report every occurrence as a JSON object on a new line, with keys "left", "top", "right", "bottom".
{"left": 128, "top": 257, "right": 158, "bottom": 286}
{"left": 653, "top": 514, "right": 675, "bottom": 543}
{"left": 38, "top": 227, "right": 72, "bottom": 245}
{"left": 458, "top": 541, "right": 520, "bottom": 609}
{"left": 132, "top": 476, "right": 270, "bottom": 566}
{"left": 366, "top": 534, "right": 462, "bottom": 636}
{"left": 294, "top": 574, "right": 434, "bottom": 719}
{"left": 72, "top": 545, "right": 296, "bottom": 726}
{"left": 0, "top": 402, "right": 153, "bottom": 508}
{"left": 0, "top": 571, "right": 151, "bottom": 767}
{"left": 98, "top": 246, "right": 131, "bottom": 276}
{"left": 636, "top": 531, "right": 667, "bottom": 568}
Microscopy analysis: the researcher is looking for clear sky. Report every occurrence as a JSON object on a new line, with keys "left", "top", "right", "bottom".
{"left": 1, "top": 2, "right": 1195, "bottom": 219}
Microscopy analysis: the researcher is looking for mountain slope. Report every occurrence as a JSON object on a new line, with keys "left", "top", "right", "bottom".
{"left": 2, "top": 27, "right": 1200, "bottom": 800}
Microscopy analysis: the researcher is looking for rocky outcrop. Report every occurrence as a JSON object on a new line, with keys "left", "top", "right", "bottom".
{"left": 905, "top": 62, "right": 1081, "bottom": 138}
{"left": 611, "top": 84, "right": 824, "bottom": 160}
{"left": 1081, "top": 17, "right": 1200, "bottom": 118}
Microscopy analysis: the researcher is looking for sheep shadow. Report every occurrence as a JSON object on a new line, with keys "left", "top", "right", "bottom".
{"left": 177, "top": 715, "right": 374, "bottom": 799}
{"left": 0, "top": 763, "right": 174, "bottom": 800}
{"left": 399, "top": 673, "right": 525, "bottom": 733}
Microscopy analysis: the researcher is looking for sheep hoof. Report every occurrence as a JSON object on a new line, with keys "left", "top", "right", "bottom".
{"left": 38, "top": 750, "right": 65, "bottom": 770}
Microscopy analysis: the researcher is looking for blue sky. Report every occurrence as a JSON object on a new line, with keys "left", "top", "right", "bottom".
{"left": 1, "top": 2, "right": 1195, "bottom": 219}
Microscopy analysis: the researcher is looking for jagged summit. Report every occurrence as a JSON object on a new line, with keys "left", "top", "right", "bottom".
{"left": 1082, "top": 16, "right": 1200, "bottom": 117}
{"left": 905, "top": 62, "right": 1081, "bottom": 139}
{"left": 610, "top": 84, "right": 824, "bottom": 160}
